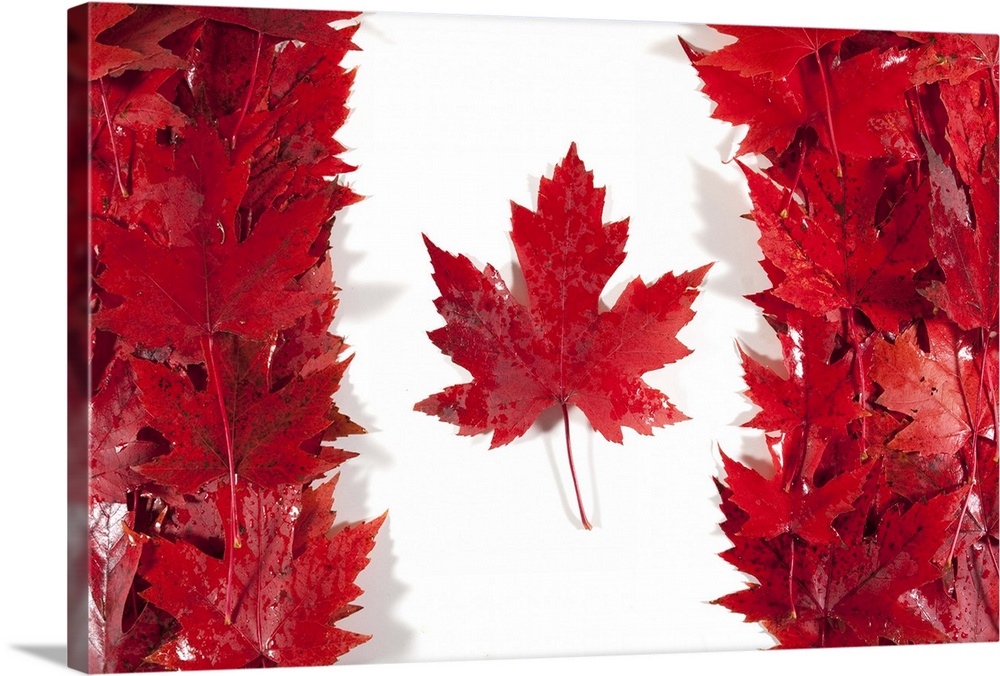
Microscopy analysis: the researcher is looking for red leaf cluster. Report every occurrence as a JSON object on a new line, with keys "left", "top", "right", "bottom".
{"left": 686, "top": 28, "right": 998, "bottom": 646}
{"left": 416, "top": 144, "right": 709, "bottom": 529}
{"left": 80, "top": 4, "right": 382, "bottom": 671}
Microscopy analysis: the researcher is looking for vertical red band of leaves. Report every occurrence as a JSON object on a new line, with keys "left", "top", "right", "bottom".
{"left": 416, "top": 144, "right": 710, "bottom": 529}
{"left": 684, "top": 27, "right": 998, "bottom": 645}
{"left": 79, "top": 4, "right": 383, "bottom": 671}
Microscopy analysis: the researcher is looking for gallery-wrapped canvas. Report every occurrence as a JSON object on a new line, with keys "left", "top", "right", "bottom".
{"left": 68, "top": 3, "right": 998, "bottom": 673}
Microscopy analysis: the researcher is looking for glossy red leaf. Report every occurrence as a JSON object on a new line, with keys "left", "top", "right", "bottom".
{"left": 94, "top": 177, "right": 331, "bottom": 362}
{"left": 920, "top": 144, "right": 999, "bottom": 332}
{"left": 950, "top": 543, "right": 1000, "bottom": 642}
{"left": 89, "top": 358, "right": 160, "bottom": 502}
{"left": 142, "top": 485, "right": 383, "bottom": 670}
{"left": 90, "top": 4, "right": 201, "bottom": 79}
{"left": 738, "top": 315, "right": 864, "bottom": 485}
{"left": 721, "top": 444, "right": 868, "bottom": 544}
{"left": 88, "top": 4, "right": 142, "bottom": 80}
{"left": 870, "top": 320, "right": 994, "bottom": 456}
{"left": 743, "top": 150, "right": 933, "bottom": 331}
{"left": 134, "top": 337, "right": 347, "bottom": 494}
{"left": 717, "top": 491, "right": 961, "bottom": 647}
{"left": 88, "top": 502, "right": 164, "bottom": 673}
{"left": 681, "top": 37, "right": 808, "bottom": 158}
{"left": 685, "top": 35, "right": 917, "bottom": 159}
{"left": 700, "top": 26, "right": 858, "bottom": 79}
{"left": 906, "top": 32, "right": 1000, "bottom": 86}
{"left": 417, "top": 143, "right": 709, "bottom": 447}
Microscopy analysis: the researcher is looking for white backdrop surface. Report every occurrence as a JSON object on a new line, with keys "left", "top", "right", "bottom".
{"left": 1, "top": 2, "right": 997, "bottom": 676}
{"left": 327, "top": 11, "right": 775, "bottom": 663}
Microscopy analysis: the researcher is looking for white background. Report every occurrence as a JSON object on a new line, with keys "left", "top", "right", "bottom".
{"left": 328, "top": 11, "right": 777, "bottom": 663}
{"left": 2, "top": 1, "right": 998, "bottom": 676}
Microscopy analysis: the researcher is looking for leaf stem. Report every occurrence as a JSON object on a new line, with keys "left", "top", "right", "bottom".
{"left": 255, "top": 490, "right": 263, "bottom": 648}
{"left": 847, "top": 311, "right": 869, "bottom": 460}
{"left": 813, "top": 47, "right": 843, "bottom": 177}
{"left": 947, "top": 327, "right": 990, "bottom": 564}
{"left": 98, "top": 77, "right": 129, "bottom": 198}
{"left": 788, "top": 538, "right": 797, "bottom": 619}
{"left": 561, "top": 402, "right": 592, "bottom": 530}
{"left": 781, "top": 141, "right": 807, "bottom": 218}
{"left": 202, "top": 333, "right": 240, "bottom": 624}
{"left": 231, "top": 31, "right": 263, "bottom": 148}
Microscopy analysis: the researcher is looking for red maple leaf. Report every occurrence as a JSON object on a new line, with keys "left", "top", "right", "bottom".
{"left": 680, "top": 37, "right": 809, "bottom": 158}
{"left": 700, "top": 26, "right": 858, "bottom": 79}
{"left": 416, "top": 144, "right": 709, "bottom": 528}
{"left": 684, "top": 37, "right": 917, "bottom": 160}
{"left": 949, "top": 543, "right": 1000, "bottom": 641}
{"left": 134, "top": 335, "right": 349, "bottom": 494}
{"left": 870, "top": 320, "right": 995, "bottom": 457}
{"left": 88, "top": 502, "right": 165, "bottom": 673}
{"left": 737, "top": 311, "right": 865, "bottom": 486}
{"left": 905, "top": 32, "right": 1000, "bottom": 86}
{"left": 871, "top": 319, "right": 998, "bottom": 561}
{"left": 742, "top": 149, "right": 933, "bottom": 332}
{"left": 720, "top": 444, "right": 869, "bottom": 545}
{"left": 920, "top": 144, "right": 999, "bottom": 332}
{"left": 194, "top": 7, "right": 359, "bottom": 48}
{"left": 93, "top": 127, "right": 334, "bottom": 363}
{"left": 142, "top": 484, "right": 383, "bottom": 670}
{"left": 717, "top": 491, "right": 961, "bottom": 647}
{"left": 89, "top": 357, "right": 163, "bottom": 503}
{"left": 87, "top": 4, "right": 142, "bottom": 80}
{"left": 89, "top": 4, "right": 201, "bottom": 79}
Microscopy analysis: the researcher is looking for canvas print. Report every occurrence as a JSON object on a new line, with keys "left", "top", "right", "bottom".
{"left": 68, "top": 3, "right": 998, "bottom": 672}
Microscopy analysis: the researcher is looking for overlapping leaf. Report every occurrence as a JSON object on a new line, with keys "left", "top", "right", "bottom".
{"left": 871, "top": 320, "right": 995, "bottom": 455}
{"left": 134, "top": 336, "right": 349, "bottom": 494}
{"left": 84, "top": 5, "right": 377, "bottom": 671}
{"left": 743, "top": 149, "right": 932, "bottom": 331}
{"left": 717, "top": 492, "right": 961, "bottom": 646}
{"left": 142, "top": 485, "right": 383, "bottom": 670}
{"left": 688, "top": 24, "right": 999, "bottom": 649}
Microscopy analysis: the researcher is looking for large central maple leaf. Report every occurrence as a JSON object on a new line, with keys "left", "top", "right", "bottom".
{"left": 416, "top": 144, "right": 709, "bottom": 528}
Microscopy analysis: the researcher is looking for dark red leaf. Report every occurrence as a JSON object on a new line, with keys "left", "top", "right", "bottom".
{"left": 90, "top": 358, "right": 160, "bottom": 502}
{"left": 920, "top": 144, "right": 999, "bottom": 332}
{"left": 743, "top": 150, "right": 933, "bottom": 331}
{"left": 717, "top": 491, "right": 961, "bottom": 646}
{"left": 134, "top": 337, "right": 345, "bottom": 494}
{"left": 681, "top": 37, "right": 808, "bottom": 158}
{"left": 90, "top": 5, "right": 201, "bottom": 79}
{"left": 194, "top": 7, "right": 359, "bottom": 48}
{"left": 685, "top": 37, "right": 917, "bottom": 159}
{"left": 738, "top": 314, "right": 864, "bottom": 485}
{"left": 142, "top": 485, "right": 383, "bottom": 669}
{"left": 88, "top": 4, "right": 142, "bottom": 80}
{"left": 906, "top": 32, "right": 1000, "bottom": 86}
{"left": 94, "top": 173, "right": 331, "bottom": 362}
